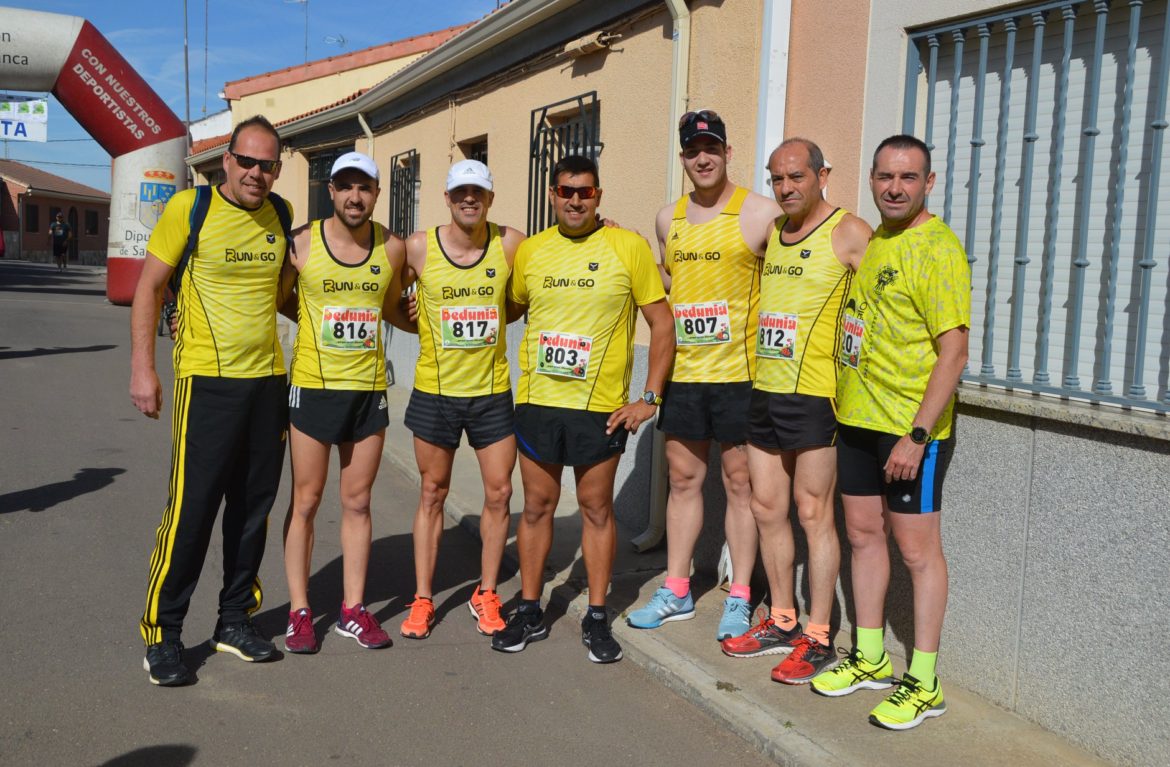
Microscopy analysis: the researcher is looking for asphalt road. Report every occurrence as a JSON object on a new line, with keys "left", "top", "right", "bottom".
{"left": 0, "top": 261, "right": 775, "bottom": 767}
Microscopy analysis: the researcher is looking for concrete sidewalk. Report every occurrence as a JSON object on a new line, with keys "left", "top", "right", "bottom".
{"left": 379, "top": 385, "right": 1108, "bottom": 767}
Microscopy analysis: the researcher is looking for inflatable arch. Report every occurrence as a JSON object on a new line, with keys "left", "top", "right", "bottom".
{"left": 0, "top": 7, "right": 188, "bottom": 305}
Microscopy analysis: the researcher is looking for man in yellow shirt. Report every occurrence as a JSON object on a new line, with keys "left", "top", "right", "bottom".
{"left": 396, "top": 160, "right": 525, "bottom": 640}
{"left": 811, "top": 135, "right": 970, "bottom": 731}
{"left": 491, "top": 154, "right": 674, "bottom": 663}
{"left": 628, "top": 110, "right": 780, "bottom": 640}
{"left": 130, "top": 116, "right": 292, "bottom": 686}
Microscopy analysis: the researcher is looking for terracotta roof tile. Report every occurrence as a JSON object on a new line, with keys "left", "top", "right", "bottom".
{"left": 0, "top": 159, "right": 110, "bottom": 200}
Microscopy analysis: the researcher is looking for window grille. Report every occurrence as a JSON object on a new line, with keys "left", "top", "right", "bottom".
{"left": 527, "top": 92, "right": 601, "bottom": 234}
{"left": 389, "top": 149, "right": 420, "bottom": 240}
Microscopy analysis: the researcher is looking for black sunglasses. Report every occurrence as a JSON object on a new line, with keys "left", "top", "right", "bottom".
{"left": 228, "top": 152, "right": 281, "bottom": 173}
{"left": 552, "top": 184, "right": 598, "bottom": 200}
{"left": 679, "top": 109, "right": 722, "bottom": 128}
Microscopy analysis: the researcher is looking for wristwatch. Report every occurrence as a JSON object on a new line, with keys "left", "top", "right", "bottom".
{"left": 909, "top": 426, "right": 933, "bottom": 445}
{"left": 641, "top": 390, "right": 663, "bottom": 406}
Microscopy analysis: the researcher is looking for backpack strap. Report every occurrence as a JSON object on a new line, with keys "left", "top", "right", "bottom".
{"left": 168, "top": 185, "right": 212, "bottom": 296}
{"left": 267, "top": 190, "right": 293, "bottom": 262}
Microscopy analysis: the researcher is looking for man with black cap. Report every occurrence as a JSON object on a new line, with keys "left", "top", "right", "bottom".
{"left": 281, "top": 150, "right": 412, "bottom": 654}
{"left": 627, "top": 110, "right": 780, "bottom": 641}
{"left": 396, "top": 159, "right": 526, "bottom": 641}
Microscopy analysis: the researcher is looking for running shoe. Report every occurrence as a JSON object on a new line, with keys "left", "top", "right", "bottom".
{"left": 581, "top": 610, "right": 623, "bottom": 663}
{"left": 626, "top": 587, "right": 695, "bottom": 629}
{"left": 335, "top": 603, "right": 391, "bottom": 649}
{"left": 284, "top": 607, "right": 319, "bottom": 654}
{"left": 211, "top": 619, "right": 276, "bottom": 662}
{"left": 810, "top": 647, "right": 895, "bottom": 697}
{"left": 868, "top": 673, "right": 947, "bottom": 730}
{"left": 771, "top": 634, "right": 833, "bottom": 684}
{"left": 720, "top": 611, "right": 801, "bottom": 658}
{"left": 491, "top": 606, "right": 548, "bottom": 653}
{"left": 143, "top": 640, "right": 193, "bottom": 686}
{"left": 400, "top": 596, "right": 435, "bottom": 639}
{"left": 716, "top": 596, "right": 752, "bottom": 641}
{"left": 468, "top": 586, "right": 506, "bottom": 635}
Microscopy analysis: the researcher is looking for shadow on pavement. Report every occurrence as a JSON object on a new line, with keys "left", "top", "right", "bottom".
{"left": 0, "top": 467, "right": 126, "bottom": 514}
{"left": 96, "top": 745, "right": 197, "bottom": 767}
{"left": 0, "top": 344, "right": 117, "bottom": 360}
{"left": 0, "top": 285, "right": 109, "bottom": 297}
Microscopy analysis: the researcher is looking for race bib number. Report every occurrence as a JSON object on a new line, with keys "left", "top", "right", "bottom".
{"left": 537, "top": 331, "right": 592, "bottom": 380}
{"left": 757, "top": 311, "right": 798, "bottom": 360}
{"left": 674, "top": 301, "right": 731, "bottom": 345}
{"left": 841, "top": 314, "right": 865, "bottom": 369}
{"left": 441, "top": 305, "right": 499, "bottom": 349}
{"left": 320, "top": 307, "right": 379, "bottom": 351}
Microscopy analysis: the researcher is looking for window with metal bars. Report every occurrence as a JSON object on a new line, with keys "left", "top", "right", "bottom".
{"left": 389, "top": 149, "right": 420, "bottom": 240}
{"left": 903, "top": 0, "right": 1169, "bottom": 411}
{"left": 307, "top": 145, "right": 355, "bottom": 222}
{"left": 527, "top": 92, "right": 600, "bottom": 234}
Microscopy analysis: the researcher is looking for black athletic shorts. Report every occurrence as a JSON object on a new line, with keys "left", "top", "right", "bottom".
{"left": 835, "top": 423, "right": 954, "bottom": 513}
{"left": 514, "top": 404, "right": 627, "bottom": 467}
{"left": 748, "top": 390, "right": 838, "bottom": 451}
{"left": 657, "top": 380, "right": 752, "bottom": 443}
{"left": 404, "top": 389, "right": 514, "bottom": 450}
{"left": 288, "top": 385, "right": 389, "bottom": 444}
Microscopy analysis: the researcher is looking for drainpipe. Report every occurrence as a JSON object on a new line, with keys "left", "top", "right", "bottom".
{"left": 356, "top": 112, "right": 375, "bottom": 156}
{"left": 631, "top": 0, "right": 690, "bottom": 554}
{"left": 754, "top": 0, "right": 791, "bottom": 193}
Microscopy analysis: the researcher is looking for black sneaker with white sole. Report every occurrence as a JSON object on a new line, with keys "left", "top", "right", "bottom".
{"left": 144, "top": 640, "right": 194, "bottom": 686}
{"left": 491, "top": 607, "right": 548, "bottom": 653}
{"left": 581, "top": 610, "right": 623, "bottom": 664}
{"left": 211, "top": 619, "right": 277, "bottom": 662}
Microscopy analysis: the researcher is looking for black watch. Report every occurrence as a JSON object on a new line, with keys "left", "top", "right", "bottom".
{"left": 909, "top": 426, "right": 933, "bottom": 445}
{"left": 641, "top": 390, "right": 662, "bottom": 406}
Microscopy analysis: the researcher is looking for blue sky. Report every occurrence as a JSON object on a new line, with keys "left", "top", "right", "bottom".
{"left": 1, "top": 0, "right": 503, "bottom": 192}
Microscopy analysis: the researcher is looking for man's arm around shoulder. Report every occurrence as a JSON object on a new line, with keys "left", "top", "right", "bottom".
{"left": 832, "top": 213, "right": 873, "bottom": 272}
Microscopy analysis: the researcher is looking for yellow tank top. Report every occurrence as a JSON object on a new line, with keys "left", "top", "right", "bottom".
{"left": 664, "top": 186, "right": 760, "bottom": 383}
{"left": 414, "top": 223, "right": 511, "bottom": 396}
{"left": 290, "top": 220, "right": 391, "bottom": 390}
{"left": 755, "top": 208, "right": 852, "bottom": 397}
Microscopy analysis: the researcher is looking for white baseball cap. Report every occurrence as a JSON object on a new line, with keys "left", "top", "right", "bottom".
{"left": 330, "top": 151, "right": 379, "bottom": 182}
{"left": 446, "top": 159, "right": 493, "bottom": 192}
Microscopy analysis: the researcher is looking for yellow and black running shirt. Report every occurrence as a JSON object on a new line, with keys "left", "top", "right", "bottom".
{"left": 414, "top": 224, "right": 511, "bottom": 397}
{"left": 290, "top": 220, "right": 392, "bottom": 390}
{"left": 508, "top": 225, "right": 666, "bottom": 413}
{"left": 148, "top": 185, "right": 291, "bottom": 378}
{"left": 663, "top": 186, "right": 760, "bottom": 383}
{"left": 755, "top": 208, "right": 852, "bottom": 397}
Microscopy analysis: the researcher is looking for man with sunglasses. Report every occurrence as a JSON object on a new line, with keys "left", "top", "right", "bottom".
{"left": 492, "top": 154, "right": 674, "bottom": 663}
{"left": 627, "top": 110, "right": 780, "bottom": 641}
{"left": 130, "top": 115, "right": 292, "bottom": 686}
{"left": 281, "top": 151, "right": 412, "bottom": 654}
{"left": 396, "top": 159, "right": 525, "bottom": 641}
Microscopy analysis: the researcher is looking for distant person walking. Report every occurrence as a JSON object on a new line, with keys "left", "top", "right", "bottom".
{"left": 49, "top": 212, "right": 71, "bottom": 270}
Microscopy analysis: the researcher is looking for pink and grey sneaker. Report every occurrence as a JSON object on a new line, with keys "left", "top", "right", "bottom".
{"left": 335, "top": 603, "right": 392, "bottom": 649}
{"left": 285, "top": 607, "right": 319, "bottom": 654}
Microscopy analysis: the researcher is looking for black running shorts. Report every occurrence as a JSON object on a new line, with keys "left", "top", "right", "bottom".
{"left": 514, "top": 403, "right": 627, "bottom": 467}
{"left": 404, "top": 389, "right": 514, "bottom": 450}
{"left": 835, "top": 423, "right": 954, "bottom": 513}
{"left": 657, "top": 381, "right": 752, "bottom": 443}
{"left": 748, "top": 390, "right": 838, "bottom": 451}
{"left": 288, "top": 385, "right": 389, "bottom": 444}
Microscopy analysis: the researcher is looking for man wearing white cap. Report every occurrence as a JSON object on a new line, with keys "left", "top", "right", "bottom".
{"left": 397, "top": 159, "right": 526, "bottom": 640}
{"left": 281, "top": 150, "right": 413, "bottom": 654}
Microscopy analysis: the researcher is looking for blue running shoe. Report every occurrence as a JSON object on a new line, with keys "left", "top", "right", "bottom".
{"left": 626, "top": 587, "right": 695, "bottom": 629}
{"left": 716, "top": 596, "right": 751, "bottom": 640}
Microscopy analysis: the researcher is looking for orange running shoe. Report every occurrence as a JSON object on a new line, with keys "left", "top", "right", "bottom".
{"left": 468, "top": 586, "right": 506, "bottom": 635}
{"left": 400, "top": 596, "right": 435, "bottom": 639}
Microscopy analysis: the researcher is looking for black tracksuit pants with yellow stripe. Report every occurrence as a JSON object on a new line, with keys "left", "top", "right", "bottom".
{"left": 140, "top": 375, "right": 287, "bottom": 646}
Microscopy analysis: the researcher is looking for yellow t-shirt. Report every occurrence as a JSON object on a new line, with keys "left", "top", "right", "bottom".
{"left": 755, "top": 208, "right": 852, "bottom": 397}
{"left": 663, "top": 186, "right": 760, "bottom": 383}
{"left": 508, "top": 225, "right": 665, "bottom": 413}
{"left": 290, "top": 220, "right": 392, "bottom": 390}
{"left": 836, "top": 216, "right": 971, "bottom": 438}
{"left": 413, "top": 224, "right": 511, "bottom": 396}
{"left": 148, "top": 185, "right": 292, "bottom": 378}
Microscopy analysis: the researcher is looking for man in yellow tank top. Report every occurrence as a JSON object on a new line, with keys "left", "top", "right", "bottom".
{"left": 396, "top": 160, "right": 526, "bottom": 640}
{"left": 628, "top": 111, "right": 780, "bottom": 641}
{"left": 720, "top": 139, "right": 870, "bottom": 686}
{"left": 282, "top": 152, "right": 412, "bottom": 654}
{"left": 810, "top": 136, "right": 970, "bottom": 732}
{"left": 491, "top": 154, "right": 675, "bottom": 664}
{"left": 130, "top": 116, "right": 292, "bottom": 685}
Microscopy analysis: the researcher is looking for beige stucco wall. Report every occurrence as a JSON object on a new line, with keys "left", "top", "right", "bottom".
{"left": 230, "top": 53, "right": 429, "bottom": 125}
{"left": 784, "top": 0, "right": 871, "bottom": 214}
{"left": 272, "top": 152, "right": 310, "bottom": 227}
